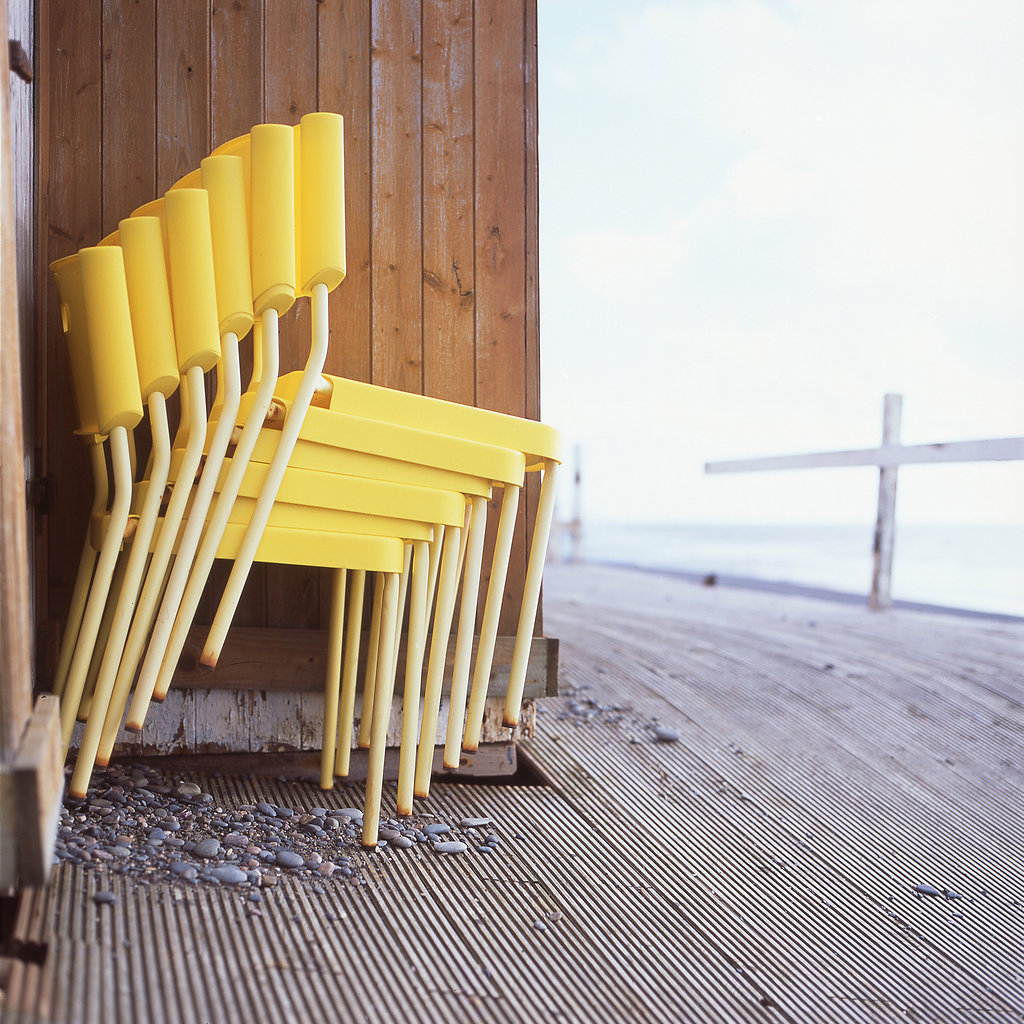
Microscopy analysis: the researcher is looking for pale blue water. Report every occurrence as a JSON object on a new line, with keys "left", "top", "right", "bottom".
{"left": 568, "top": 522, "right": 1024, "bottom": 618}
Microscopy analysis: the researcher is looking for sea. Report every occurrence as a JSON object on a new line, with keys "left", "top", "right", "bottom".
{"left": 561, "top": 522, "right": 1024, "bottom": 620}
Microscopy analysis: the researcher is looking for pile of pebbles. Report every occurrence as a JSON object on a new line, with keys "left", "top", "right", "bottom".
{"left": 546, "top": 683, "right": 681, "bottom": 743}
{"left": 55, "top": 764, "right": 502, "bottom": 905}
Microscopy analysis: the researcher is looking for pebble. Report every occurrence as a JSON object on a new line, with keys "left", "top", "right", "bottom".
{"left": 174, "top": 782, "right": 202, "bottom": 799}
{"left": 192, "top": 839, "right": 221, "bottom": 859}
{"left": 432, "top": 841, "right": 468, "bottom": 854}
{"left": 460, "top": 817, "right": 492, "bottom": 829}
{"left": 170, "top": 862, "right": 198, "bottom": 881}
{"left": 388, "top": 836, "right": 414, "bottom": 850}
{"left": 211, "top": 866, "right": 248, "bottom": 885}
{"left": 423, "top": 823, "right": 451, "bottom": 837}
{"left": 914, "top": 883, "right": 943, "bottom": 897}
{"left": 93, "top": 891, "right": 116, "bottom": 905}
{"left": 222, "top": 833, "right": 249, "bottom": 848}
{"left": 274, "top": 850, "right": 304, "bottom": 869}
{"left": 255, "top": 802, "right": 277, "bottom": 817}
{"left": 652, "top": 725, "right": 681, "bottom": 743}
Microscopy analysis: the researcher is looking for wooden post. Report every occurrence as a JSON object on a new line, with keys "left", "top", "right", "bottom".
{"left": 869, "top": 394, "right": 902, "bottom": 611}
{"left": 570, "top": 443, "right": 582, "bottom": 564}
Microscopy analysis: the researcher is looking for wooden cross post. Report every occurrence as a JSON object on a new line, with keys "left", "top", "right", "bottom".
{"left": 869, "top": 394, "right": 902, "bottom": 611}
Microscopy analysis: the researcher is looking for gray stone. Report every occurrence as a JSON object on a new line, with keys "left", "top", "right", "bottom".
{"left": 432, "top": 841, "right": 468, "bottom": 854}
{"left": 914, "top": 883, "right": 943, "bottom": 897}
{"left": 459, "top": 817, "right": 492, "bottom": 829}
{"left": 379, "top": 827, "right": 402, "bottom": 841}
{"left": 653, "top": 725, "right": 681, "bottom": 743}
{"left": 174, "top": 782, "right": 202, "bottom": 798}
{"left": 274, "top": 850, "right": 304, "bottom": 869}
{"left": 388, "top": 836, "right": 414, "bottom": 850}
{"left": 93, "top": 891, "right": 116, "bottom": 905}
{"left": 170, "top": 862, "right": 198, "bottom": 881}
{"left": 211, "top": 866, "right": 248, "bottom": 885}
{"left": 255, "top": 802, "right": 277, "bottom": 817}
{"left": 222, "top": 832, "right": 249, "bottom": 848}
{"left": 192, "top": 838, "right": 221, "bottom": 859}
{"left": 424, "top": 823, "right": 451, "bottom": 836}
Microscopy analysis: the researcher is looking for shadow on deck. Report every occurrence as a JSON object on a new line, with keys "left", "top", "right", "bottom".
{"left": 3, "top": 563, "right": 1022, "bottom": 1023}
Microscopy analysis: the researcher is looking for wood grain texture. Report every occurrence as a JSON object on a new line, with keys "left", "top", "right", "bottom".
{"left": 370, "top": 0, "right": 423, "bottom": 393}
{"left": 101, "top": 0, "right": 156, "bottom": 235}
{"left": 155, "top": 0, "right": 209, "bottom": 193}
{"left": 318, "top": 0, "right": 373, "bottom": 386}
{"left": 33, "top": 0, "right": 545, "bottom": 708}
{"left": 0, "top": 0, "right": 34, "bottom": 755}
{"left": 421, "top": 0, "right": 475, "bottom": 405}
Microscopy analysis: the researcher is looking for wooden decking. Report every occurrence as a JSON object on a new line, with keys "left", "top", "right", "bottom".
{"left": 3, "top": 563, "right": 1023, "bottom": 1023}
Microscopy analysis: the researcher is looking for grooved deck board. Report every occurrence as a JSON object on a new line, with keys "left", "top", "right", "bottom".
{"left": 4, "top": 564, "right": 1021, "bottom": 1023}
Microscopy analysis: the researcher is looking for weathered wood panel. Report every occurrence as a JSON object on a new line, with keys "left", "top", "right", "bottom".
{"left": 1, "top": 0, "right": 35, "bottom": 758}
{"left": 34, "top": 1, "right": 546, "bottom": 725}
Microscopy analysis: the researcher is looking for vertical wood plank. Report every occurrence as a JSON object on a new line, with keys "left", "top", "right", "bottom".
{"left": 523, "top": 0, "right": 542, "bottom": 632}
{"left": 421, "top": 0, "right": 475, "bottom": 405}
{"left": 0, "top": 0, "right": 35, "bottom": 752}
{"left": 156, "top": 0, "right": 210, "bottom": 193}
{"left": 474, "top": 0, "right": 528, "bottom": 631}
{"left": 370, "top": 0, "right": 423, "bottom": 393}
{"left": 42, "top": 1, "right": 103, "bottom": 630}
{"left": 317, "top": 0, "right": 373, "bottom": 386}
{"left": 211, "top": 0, "right": 264, "bottom": 148}
{"left": 101, "top": 0, "right": 157, "bottom": 235}
{"left": 265, "top": 0, "right": 321, "bottom": 628}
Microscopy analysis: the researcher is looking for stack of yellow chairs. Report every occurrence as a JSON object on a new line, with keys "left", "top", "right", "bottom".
{"left": 50, "top": 112, "right": 561, "bottom": 847}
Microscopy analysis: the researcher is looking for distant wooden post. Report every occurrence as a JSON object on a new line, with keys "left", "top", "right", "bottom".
{"left": 570, "top": 444, "right": 583, "bottom": 564}
{"left": 869, "top": 394, "right": 902, "bottom": 611}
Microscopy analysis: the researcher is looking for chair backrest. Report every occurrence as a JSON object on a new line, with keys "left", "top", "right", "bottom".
{"left": 117, "top": 216, "right": 180, "bottom": 402}
{"left": 296, "top": 111, "right": 346, "bottom": 295}
{"left": 50, "top": 254, "right": 102, "bottom": 439}
{"left": 77, "top": 246, "right": 144, "bottom": 436}
{"left": 250, "top": 123, "right": 296, "bottom": 317}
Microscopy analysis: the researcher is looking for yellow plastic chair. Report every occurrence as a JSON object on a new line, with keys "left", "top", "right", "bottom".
{"left": 49, "top": 246, "right": 143, "bottom": 752}
{"left": 52, "top": 237, "right": 449, "bottom": 846}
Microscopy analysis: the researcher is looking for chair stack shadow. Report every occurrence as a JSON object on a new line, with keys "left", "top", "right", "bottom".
{"left": 49, "top": 113, "right": 561, "bottom": 847}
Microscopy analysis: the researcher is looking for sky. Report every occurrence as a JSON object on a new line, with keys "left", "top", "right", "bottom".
{"left": 537, "top": 0, "right": 1024, "bottom": 525}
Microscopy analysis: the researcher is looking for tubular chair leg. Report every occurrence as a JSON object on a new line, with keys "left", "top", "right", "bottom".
{"left": 362, "top": 570, "right": 401, "bottom": 848}
{"left": 53, "top": 440, "right": 108, "bottom": 698}
{"left": 444, "top": 494, "right": 488, "bottom": 769}
{"left": 60, "top": 426, "right": 134, "bottom": 751}
{"left": 334, "top": 569, "right": 366, "bottom": 778}
{"left": 413, "top": 525, "right": 462, "bottom": 800}
{"left": 320, "top": 567, "right": 347, "bottom": 790}
{"left": 397, "top": 540, "right": 429, "bottom": 816}
{"left": 504, "top": 460, "right": 560, "bottom": 728}
{"left": 462, "top": 483, "right": 520, "bottom": 752}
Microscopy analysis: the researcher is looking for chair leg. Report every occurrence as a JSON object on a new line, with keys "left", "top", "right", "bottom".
{"left": 504, "top": 459, "right": 560, "bottom": 728}
{"left": 358, "top": 574, "right": 385, "bottom": 749}
{"left": 77, "top": 555, "right": 129, "bottom": 722}
{"left": 444, "top": 494, "right": 488, "bottom": 769}
{"left": 320, "top": 568, "right": 347, "bottom": 790}
{"left": 334, "top": 569, "right": 365, "bottom": 778}
{"left": 362, "top": 570, "right": 401, "bottom": 848}
{"left": 463, "top": 483, "right": 519, "bottom": 751}
{"left": 53, "top": 441, "right": 107, "bottom": 698}
{"left": 413, "top": 524, "right": 462, "bottom": 800}
{"left": 137, "top": 332, "right": 241, "bottom": 705}
{"left": 61, "top": 426, "right": 133, "bottom": 755}
{"left": 397, "top": 540, "right": 429, "bottom": 816}
{"left": 202, "top": 283, "right": 330, "bottom": 668}
{"left": 121, "top": 366, "right": 208, "bottom": 732}
{"left": 145, "top": 316, "right": 277, "bottom": 710}
{"left": 76, "top": 394, "right": 172, "bottom": 786}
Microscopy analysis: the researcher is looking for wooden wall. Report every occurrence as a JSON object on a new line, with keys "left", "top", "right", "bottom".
{"left": 34, "top": 0, "right": 542, "bottom": 686}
